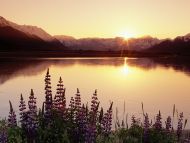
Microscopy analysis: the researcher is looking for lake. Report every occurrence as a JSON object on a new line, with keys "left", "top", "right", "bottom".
{"left": 0, "top": 57, "right": 190, "bottom": 128}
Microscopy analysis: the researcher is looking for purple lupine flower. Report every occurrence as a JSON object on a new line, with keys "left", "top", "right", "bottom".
{"left": 165, "top": 116, "right": 172, "bottom": 133}
{"left": 75, "top": 88, "right": 81, "bottom": 111}
{"left": 68, "top": 96, "right": 75, "bottom": 121}
{"left": 28, "top": 89, "right": 37, "bottom": 115}
{"left": 107, "top": 102, "right": 113, "bottom": 130}
{"left": 74, "top": 89, "right": 82, "bottom": 130}
{"left": 69, "top": 96, "right": 75, "bottom": 110}
{"left": 44, "top": 68, "right": 53, "bottom": 119}
{"left": 144, "top": 113, "right": 151, "bottom": 142}
{"left": 101, "top": 102, "right": 113, "bottom": 136}
{"left": 85, "top": 90, "right": 101, "bottom": 143}
{"left": 85, "top": 121, "right": 97, "bottom": 143}
{"left": 153, "top": 110, "right": 162, "bottom": 131}
{"left": 76, "top": 104, "right": 87, "bottom": 142}
{"left": 8, "top": 101, "right": 17, "bottom": 127}
{"left": 98, "top": 107, "right": 104, "bottom": 124}
{"left": 53, "top": 95, "right": 58, "bottom": 110}
{"left": 0, "top": 120, "right": 8, "bottom": 143}
{"left": 53, "top": 77, "right": 66, "bottom": 115}
{"left": 144, "top": 113, "right": 151, "bottom": 128}
{"left": 79, "top": 104, "right": 87, "bottom": 127}
{"left": 0, "top": 130, "right": 8, "bottom": 143}
{"left": 91, "top": 89, "right": 99, "bottom": 113}
{"left": 19, "top": 94, "right": 27, "bottom": 127}
{"left": 74, "top": 88, "right": 82, "bottom": 135}
{"left": 27, "top": 89, "right": 38, "bottom": 135}
{"left": 89, "top": 90, "right": 100, "bottom": 125}
{"left": 131, "top": 115, "right": 136, "bottom": 126}
{"left": 19, "top": 94, "right": 26, "bottom": 115}
{"left": 177, "top": 112, "right": 183, "bottom": 141}
{"left": 131, "top": 115, "right": 140, "bottom": 127}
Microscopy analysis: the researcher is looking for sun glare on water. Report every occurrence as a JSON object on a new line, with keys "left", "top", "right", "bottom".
{"left": 121, "top": 58, "right": 130, "bottom": 75}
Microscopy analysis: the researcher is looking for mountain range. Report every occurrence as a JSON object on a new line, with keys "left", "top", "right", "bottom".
{"left": 144, "top": 34, "right": 190, "bottom": 56}
{"left": 54, "top": 35, "right": 160, "bottom": 51}
{"left": 1, "top": 16, "right": 190, "bottom": 56}
{"left": 0, "top": 16, "right": 55, "bottom": 41}
{"left": 0, "top": 16, "right": 64, "bottom": 52}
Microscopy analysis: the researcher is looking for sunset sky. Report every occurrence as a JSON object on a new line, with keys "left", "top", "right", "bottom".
{"left": 1, "top": 0, "right": 190, "bottom": 39}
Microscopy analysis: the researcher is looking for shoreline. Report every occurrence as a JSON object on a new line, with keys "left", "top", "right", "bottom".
{"left": 0, "top": 50, "right": 187, "bottom": 58}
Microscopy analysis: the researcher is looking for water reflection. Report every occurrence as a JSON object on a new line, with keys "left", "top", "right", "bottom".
{"left": 1, "top": 57, "right": 190, "bottom": 85}
{"left": 127, "top": 57, "right": 190, "bottom": 76}
{"left": 0, "top": 58, "right": 124, "bottom": 84}
{"left": 121, "top": 58, "right": 131, "bottom": 75}
{"left": 126, "top": 58, "right": 157, "bottom": 70}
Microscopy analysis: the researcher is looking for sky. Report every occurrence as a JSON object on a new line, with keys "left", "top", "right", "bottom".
{"left": 1, "top": 0, "right": 190, "bottom": 39}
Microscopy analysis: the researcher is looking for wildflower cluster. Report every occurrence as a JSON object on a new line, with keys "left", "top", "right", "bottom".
{"left": 112, "top": 108, "right": 188, "bottom": 143}
{"left": 0, "top": 69, "right": 113, "bottom": 143}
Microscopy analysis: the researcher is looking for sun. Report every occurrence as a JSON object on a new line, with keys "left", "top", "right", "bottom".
{"left": 119, "top": 31, "right": 136, "bottom": 39}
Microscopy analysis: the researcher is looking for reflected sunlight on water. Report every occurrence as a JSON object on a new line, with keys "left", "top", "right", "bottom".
{"left": 121, "top": 57, "right": 131, "bottom": 75}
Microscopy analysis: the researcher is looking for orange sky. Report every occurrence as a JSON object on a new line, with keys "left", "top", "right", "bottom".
{"left": 1, "top": 0, "right": 190, "bottom": 38}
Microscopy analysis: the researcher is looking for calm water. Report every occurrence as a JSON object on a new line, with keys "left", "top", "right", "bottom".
{"left": 0, "top": 57, "right": 190, "bottom": 128}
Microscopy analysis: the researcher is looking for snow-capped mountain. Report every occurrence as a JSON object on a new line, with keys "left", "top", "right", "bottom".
{"left": 54, "top": 35, "right": 160, "bottom": 51}
{"left": 0, "top": 16, "right": 55, "bottom": 41}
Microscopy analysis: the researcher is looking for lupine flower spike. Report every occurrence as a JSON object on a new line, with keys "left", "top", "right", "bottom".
{"left": 143, "top": 113, "right": 150, "bottom": 142}
{"left": 27, "top": 89, "right": 38, "bottom": 137}
{"left": 154, "top": 110, "right": 162, "bottom": 131}
{"left": 19, "top": 94, "right": 27, "bottom": 127}
{"left": 53, "top": 77, "right": 66, "bottom": 115}
{"left": 165, "top": 116, "right": 172, "bottom": 133}
{"left": 0, "top": 120, "right": 8, "bottom": 143}
{"left": 44, "top": 68, "right": 53, "bottom": 120}
{"left": 8, "top": 101, "right": 17, "bottom": 127}
{"left": 177, "top": 112, "right": 183, "bottom": 141}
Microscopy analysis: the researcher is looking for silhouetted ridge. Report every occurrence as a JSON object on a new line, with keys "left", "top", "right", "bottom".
{"left": 144, "top": 37, "right": 190, "bottom": 56}
{"left": 0, "top": 16, "right": 66, "bottom": 53}
{"left": 0, "top": 26, "right": 58, "bottom": 51}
